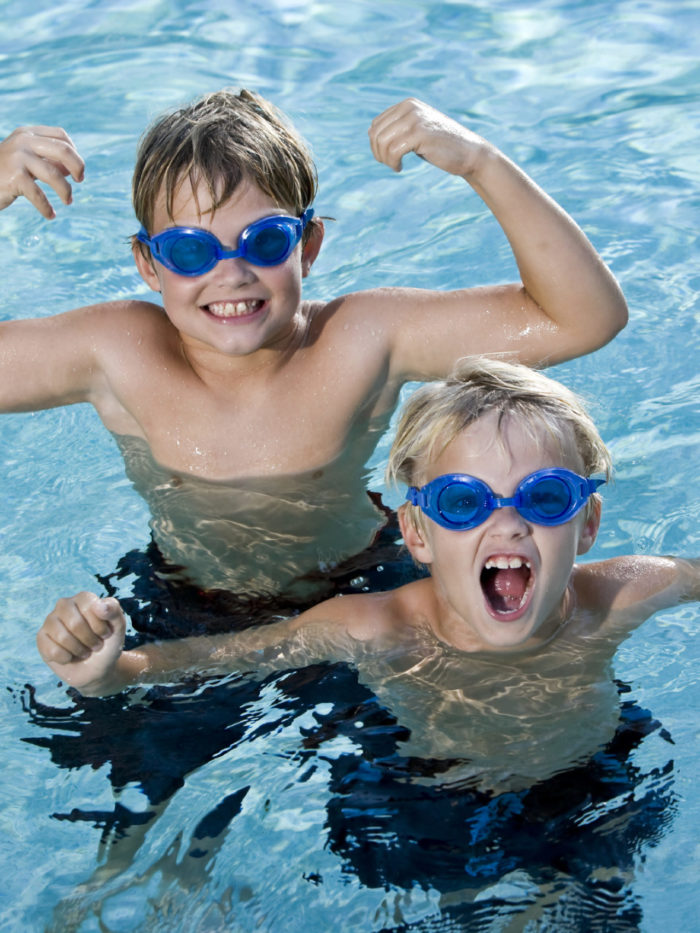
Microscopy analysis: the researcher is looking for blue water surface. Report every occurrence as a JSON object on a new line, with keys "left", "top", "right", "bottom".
{"left": 1, "top": 1, "right": 699, "bottom": 930}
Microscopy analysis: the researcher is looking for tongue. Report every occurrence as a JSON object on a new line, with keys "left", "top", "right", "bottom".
{"left": 493, "top": 568, "right": 528, "bottom": 598}
{"left": 483, "top": 566, "right": 529, "bottom": 613}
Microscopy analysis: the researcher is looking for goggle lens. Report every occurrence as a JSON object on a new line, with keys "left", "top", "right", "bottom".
{"left": 437, "top": 481, "right": 485, "bottom": 526}
{"left": 246, "top": 223, "right": 293, "bottom": 265}
{"left": 168, "top": 234, "right": 214, "bottom": 275}
{"left": 522, "top": 475, "right": 573, "bottom": 521}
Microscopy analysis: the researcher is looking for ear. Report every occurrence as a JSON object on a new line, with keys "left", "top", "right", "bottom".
{"left": 301, "top": 219, "right": 324, "bottom": 278}
{"left": 398, "top": 505, "right": 434, "bottom": 566}
{"left": 576, "top": 498, "right": 601, "bottom": 556}
{"left": 132, "top": 240, "right": 162, "bottom": 293}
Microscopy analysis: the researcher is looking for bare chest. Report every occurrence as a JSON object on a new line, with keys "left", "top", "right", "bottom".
{"left": 103, "top": 344, "right": 394, "bottom": 480}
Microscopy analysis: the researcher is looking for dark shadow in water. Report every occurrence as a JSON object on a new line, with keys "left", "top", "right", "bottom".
{"left": 14, "top": 518, "right": 677, "bottom": 930}
{"left": 18, "top": 506, "right": 422, "bottom": 840}
{"left": 313, "top": 681, "right": 676, "bottom": 931}
{"left": 17, "top": 667, "right": 676, "bottom": 930}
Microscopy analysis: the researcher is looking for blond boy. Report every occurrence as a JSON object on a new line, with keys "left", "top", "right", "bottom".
{"left": 2, "top": 92, "right": 627, "bottom": 603}
{"left": 38, "top": 355, "right": 698, "bottom": 788}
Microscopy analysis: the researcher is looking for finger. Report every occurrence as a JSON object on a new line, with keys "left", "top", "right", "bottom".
{"left": 22, "top": 128, "right": 85, "bottom": 182}
{"left": 372, "top": 127, "right": 414, "bottom": 173}
{"left": 24, "top": 152, "right": 77, "bottom": 204}
{"left": 17, "top": 125, "right": 76, "bottom": 143}
{"left": 69, "top": 592, "right": 123, "bottom": 639}
{"left": 369, "top": 108, "right": 421, "bottom": 172}
{"left": 37, "top": 626, "right": 92, "bottom": 664}
{"left": 48, "top": 592, "right": 112, "bottom": 646}
{"left": 37, "top": 629, "right": 74, "bottom": 666}
{"left": 85, "top": 595, "right": 127, "bottom": 628}
{"left": 16, "top": 179, "right": 56, "bottom": 219}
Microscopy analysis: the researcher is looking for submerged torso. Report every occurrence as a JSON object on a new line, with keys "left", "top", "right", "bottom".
{"left": 308, "top": 615, "right": 628, "bottom": 793}
{"left": 90, "top": 298, "right": 408, "bottom": 595}
{"left": 114, "top": 428, "right": 390, "bottom": 595}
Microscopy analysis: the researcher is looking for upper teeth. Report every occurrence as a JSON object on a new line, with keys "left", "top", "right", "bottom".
{"left": 208, "top": 301, "right": 259, "bottom": 317}
{"left": 485, "top": 557, "right": 531, "bottom": 570}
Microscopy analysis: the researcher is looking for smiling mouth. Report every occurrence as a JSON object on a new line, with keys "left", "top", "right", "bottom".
{"left": 481, "top": 556, "right": 533, "bottom": 618}
{"left": 204, "top": 299, "right": 265, "bottom": 319}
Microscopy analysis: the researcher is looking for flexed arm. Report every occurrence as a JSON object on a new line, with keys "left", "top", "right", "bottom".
{"left": 367, "top": 99, "right": 628, "bottom": 373}
{"left": 0, "top": 124, "right": 107, "bottom": 415}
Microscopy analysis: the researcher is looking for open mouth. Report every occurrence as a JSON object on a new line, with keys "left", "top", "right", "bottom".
{"left": 480, "top": 556, "right": 533, "bottom": 619}
{"left": 203, "top": 299, "right": 265, "bottom": 319}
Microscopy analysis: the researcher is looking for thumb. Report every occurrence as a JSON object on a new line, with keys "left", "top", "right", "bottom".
{"left": 92, "top": 596, "right": 128, "bottom": 635}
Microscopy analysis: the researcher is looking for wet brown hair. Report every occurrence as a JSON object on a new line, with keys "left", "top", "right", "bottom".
{"left": 132, "top": 88, "right": 319, "bottom": 253}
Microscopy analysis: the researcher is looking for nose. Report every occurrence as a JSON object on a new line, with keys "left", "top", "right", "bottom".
{"left": 486, "top": 503, "right": 531, "bottom": 538}
{"left": 209, "top": 254, "right": 258, "bottom": 286}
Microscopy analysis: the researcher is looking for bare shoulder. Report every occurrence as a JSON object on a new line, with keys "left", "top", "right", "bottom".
{"left": 321, "top": 286, "right": 432, "bottom": 321}
{"left": 293, "top": 584, "right": 420, "bottom": 644}
{"left": 80, "top": 299, "right": 171, "bottom": 338}
{"left": 18, "top": 298, "right": 174, "bottom": 355}
{"left": 0, "top": 297, "right": 173, "bottom": 415}
{"left": 300, "top": 287, "right": 431, "bottom": 374}
{"left": 306, "top": 287, "right": 434, "bottom": 328}
{"left": 573, "top": 555, "right": 695, "bottom": 615}
{"left": 76, "top": 300, "right": 183, "bottom": 373}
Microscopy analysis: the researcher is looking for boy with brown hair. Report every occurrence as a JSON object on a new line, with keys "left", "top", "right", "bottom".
{"left": 1, "top": 91, "right": 627, "bottom": 613}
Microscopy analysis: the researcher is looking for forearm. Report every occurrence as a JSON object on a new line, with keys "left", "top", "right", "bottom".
{"left": 465, "top": 147, "right": 628, "bottom": 359}
{"left": 78, "top": 635, "right": 244, "bottom": 696}
{"left": 81, "top": 618, "right": 317, "bottom": 697}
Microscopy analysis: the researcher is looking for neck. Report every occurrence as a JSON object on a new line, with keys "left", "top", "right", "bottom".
{"left": 426, "top": 581, "right": 576, "bottom": 656}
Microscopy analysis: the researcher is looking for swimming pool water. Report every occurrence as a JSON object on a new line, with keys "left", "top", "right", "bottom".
{"left": 1, "top": 0, "right": 699, "bottom": 930}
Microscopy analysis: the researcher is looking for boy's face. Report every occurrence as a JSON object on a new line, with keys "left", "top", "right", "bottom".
{"left": 401, "top": 411, "right": 599, "bottom": 652}
{"left": 133, "top": 176, "right": 322, "bottom": 362}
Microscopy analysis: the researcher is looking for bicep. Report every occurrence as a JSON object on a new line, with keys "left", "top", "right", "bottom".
{"left": 0, "top": 309, "right": 103, "bottom": 411}
{"left": 360, "top": 284, "right": 562, "bottom": 384}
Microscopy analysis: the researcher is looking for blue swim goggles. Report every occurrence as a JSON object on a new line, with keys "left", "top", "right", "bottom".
{"left": 136, "top": 208, "right": 314, "bottom": 276}
{"left": 406, "top": 468, "right": 604, "bottom": 531}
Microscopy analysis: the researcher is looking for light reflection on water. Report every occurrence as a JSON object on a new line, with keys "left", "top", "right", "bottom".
{"left": 0, "top": 0, "right": 699, "bottom": 929}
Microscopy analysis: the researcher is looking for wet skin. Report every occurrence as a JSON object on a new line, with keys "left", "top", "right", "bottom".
{"left": 133, "top": 176, "right": 314, "bottom": 366}
{"left": 402, "top": 412, "right": 599, "bottom": 652}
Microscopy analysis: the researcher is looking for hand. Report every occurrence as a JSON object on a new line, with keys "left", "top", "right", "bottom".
{"left": 0, "top": 125, "right": 85, "bottom": 218}
{"left": 368, "top": 98, "right": 491, "bottom": 178}
{"left": 37, "top": 592, "right": 127, "bottom": 692}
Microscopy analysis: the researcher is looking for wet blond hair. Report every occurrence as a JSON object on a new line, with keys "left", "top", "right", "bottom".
{"left": 132, "top": 88, "right": 319, "bottom": 253}
{"left": 388, "top": 357, "right": 612, "bottom": 530}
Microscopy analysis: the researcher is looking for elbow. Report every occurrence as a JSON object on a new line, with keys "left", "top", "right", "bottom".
{"left": 609, "top": 293, "right": 629, "bottom": 340}
{"left": 583, "top": 291, "right": 629, "bottom": 355}
{"left": 602, "top": 277, "right": 630, "bottom": 343}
